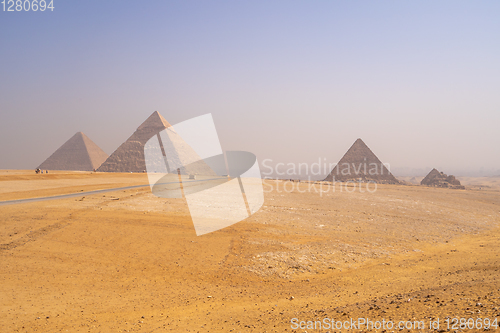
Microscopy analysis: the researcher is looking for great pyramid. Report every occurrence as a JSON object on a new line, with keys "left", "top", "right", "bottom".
{"left": 97, "top": 111, "right": 172, "bottom": 172}
{"left": 323, "top": 138, "right": 399, "bottom": 184}
{"left": 421, "top": 168, "right": 464, "bottom": 189}
{"left": 38, "top": 132, "right": 108, "bottom": 171}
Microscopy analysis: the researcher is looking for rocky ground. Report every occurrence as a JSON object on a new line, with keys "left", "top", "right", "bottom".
{"left": 0, "top": 171, "right": 499, "bottom": 332}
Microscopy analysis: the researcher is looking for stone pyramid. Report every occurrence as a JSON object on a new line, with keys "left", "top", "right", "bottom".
{"left": 97, "top": 111, "right": 172, "bottom": 172}
{"left": 324, "top": 138, "right": 399, "bottom": 184}
{"left": 38, "top": 132, "right": 108, "bottom": 171}
{"left": 421, "top": 168, "right": 442, "bottom": 185}
{"left": 421, "top": 168, "right": 464, "bottom": 189}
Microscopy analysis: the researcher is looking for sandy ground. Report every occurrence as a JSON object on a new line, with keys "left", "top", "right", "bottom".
{"left": 0, "top": 170, "right": 150, "bottom": 201}
{"left": 0, "top": 171, "right": 499, "bottom": 332}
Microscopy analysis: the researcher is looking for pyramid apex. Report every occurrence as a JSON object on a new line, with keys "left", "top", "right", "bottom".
{"left": 137, "top": 111, "right": 171, "bottom": 131}
{"left": 351, "top": 138, "right": 370, "bottom": 150}
{"left": 353, "top": 138, "right": 366, "bottom": 145}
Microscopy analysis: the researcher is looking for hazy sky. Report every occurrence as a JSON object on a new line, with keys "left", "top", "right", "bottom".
{"left": 1, "top": 1, "right": 499, "bottom": 176}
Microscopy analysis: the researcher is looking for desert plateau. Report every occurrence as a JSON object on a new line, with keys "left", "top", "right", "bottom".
{"left": 1, "top": 170, "right": 499, "bottom": 332}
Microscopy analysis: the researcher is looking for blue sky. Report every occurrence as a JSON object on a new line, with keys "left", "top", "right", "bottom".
{"left": 1, "top": 1, "right": 499, "bottom": 176}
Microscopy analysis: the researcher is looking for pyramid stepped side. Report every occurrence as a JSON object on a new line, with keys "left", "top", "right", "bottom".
{"left": 97, "top": 111, "right": 172, "bottom": 172}
{"left": 324, "top": 138, "right": 399, "bottom": 184}
{"left": 421, "top": 168, "right": 463, "bottom": 188}
{"left": 420, "top": 168, "right": 442, "bottom": 185}
{"left": 38, "top": 132, "right": 108, "bottom": 171}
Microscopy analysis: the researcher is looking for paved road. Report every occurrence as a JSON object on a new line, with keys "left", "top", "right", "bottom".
{"left": 0, "top": 184, "right": 151, "bottom": 206}
{"left": 0, "top": 177, "right": 227, "bottom": 206}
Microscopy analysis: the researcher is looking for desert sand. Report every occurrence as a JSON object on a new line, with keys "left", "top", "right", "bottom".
{"left": 1, "top": 171, "right": 499, "bottom": 332}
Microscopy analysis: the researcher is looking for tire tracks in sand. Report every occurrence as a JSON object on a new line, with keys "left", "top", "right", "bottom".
{"left": 0, "top": 221, "right": 70, "bottom": 252}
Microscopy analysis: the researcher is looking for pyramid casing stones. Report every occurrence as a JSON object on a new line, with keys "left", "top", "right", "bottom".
{"left": 37, "top": 132, "right": 108, "bottom": 171}
{"left": 97, "top": 111, "right": 172, "bottom": 173}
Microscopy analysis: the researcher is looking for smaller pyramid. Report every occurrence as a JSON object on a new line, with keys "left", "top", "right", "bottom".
{"left": 421, "top": 168, "right": 464, "bottom": 189}
{"left": 97, "top": 111, "right": 172, "bottom": 172}
{"left": 38, "top": 132, "right": 108, "bottom": 171}
{"left": 324, "top": 138, "right": 399, "bottom": 184}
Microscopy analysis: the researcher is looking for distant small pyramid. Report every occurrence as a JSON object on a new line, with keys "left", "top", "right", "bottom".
{"left": 324, "top": 138, "right": 399, "bottom": 184}
{"left": 421, "top": 168, "right": 464, "bottom": 189}
{"left": 409, "top": 177, "right": 419, "bottom": 184}
{"left": 38, "top": 132, "right": 108, "bottom": 171}
{"left": 97, "top": 111, "right": 172, "bottom": 172}
{"left": 421, "top": 168, "right": 442, "bottom": 184}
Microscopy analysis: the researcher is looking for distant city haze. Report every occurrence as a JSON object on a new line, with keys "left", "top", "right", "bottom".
{"left": 1, "top": 1, "right": 499, "bottom": 177}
